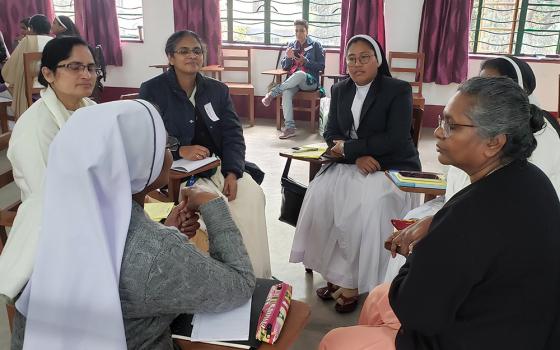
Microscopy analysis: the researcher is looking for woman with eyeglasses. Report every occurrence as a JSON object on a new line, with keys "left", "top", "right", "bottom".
{"left": 139, "top": 30, "right": 271, "bottom": 278}
{"left": 261, "top": 19, "right": 325, "bottom": 139}
{"left": 289, "top": 35, "right": 421, "bottom": 313}
{"left": 1, "top": 14, "right": 53, "bottom": 118}
{"left": 320, "top": 76, "right": 560, "bottom": 350}
{"left": 382, "top": 55, "right": 560, "bottom": 286}
{"left": 10, "top": 100, "right": 255, "bottom": 349}
{"left": 0, "top": 37, "right": 99, "bottom": 303}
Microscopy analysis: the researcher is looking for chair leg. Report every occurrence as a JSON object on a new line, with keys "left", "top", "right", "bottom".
{"left": 276, "top": 97, "right": 282, "bottom": 130}
{"left": 249, "top": 91, "right": 255, "bottom": 126}
{"left": 309, "top": 97, "right": 317, "bottom": 131}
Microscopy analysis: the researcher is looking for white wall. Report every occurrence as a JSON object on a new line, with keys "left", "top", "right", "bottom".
{"left": 106, "top": 0, "right": 559, "bottom": 111}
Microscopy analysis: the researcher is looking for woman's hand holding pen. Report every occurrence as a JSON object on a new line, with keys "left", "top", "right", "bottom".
{"left": 164, "top": 200, "right": 201, "bottom": 238}
{"left": 331, "top": 140, "right": 345, "bottom": 157}
{"left": 179, "top": 145, "right": 210, "bottom": 161}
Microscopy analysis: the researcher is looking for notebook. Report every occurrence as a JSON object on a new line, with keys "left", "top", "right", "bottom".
{"left": 171, "top": 278, "right": 281, "bottom": 349}
{"left": 171, "top": 156, "right": 220, "bottom": 173}
{"left": 386, "top": 170, "right": 446, "bottom": 189}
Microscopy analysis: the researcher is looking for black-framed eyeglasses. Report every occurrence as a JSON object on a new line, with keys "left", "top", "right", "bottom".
{"left": 437, "top": 115, "right": 477, "bottom": 138}
{"left": 55, "top": 62, "right": 101, "bottom": 75}
{"left": 166, "top": 136, "right": 180, "bottom": 151}
{"left": 346, "top": 54, "right": 374, "bottom": 66}
{"left": 174, "top": 47, "right": 203, "bottom": 56}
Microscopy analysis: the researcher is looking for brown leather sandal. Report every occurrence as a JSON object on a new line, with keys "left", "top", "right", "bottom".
{"left": 334, "top": 293, "right": 359, "bottom": 313}
{"left": 316, "top": 282, "right": 340, "bottom": 301}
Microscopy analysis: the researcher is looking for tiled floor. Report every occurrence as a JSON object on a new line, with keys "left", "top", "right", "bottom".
{"left": 0, "top": 119, "right": 442, "bottom": 350}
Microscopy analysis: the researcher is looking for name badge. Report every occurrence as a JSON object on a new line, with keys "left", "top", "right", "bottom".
{"left": 304, "top": 45, "right": 313, "bottom": 52}
{"left": 204, "top": 103, "right": 220, "bottom": 122}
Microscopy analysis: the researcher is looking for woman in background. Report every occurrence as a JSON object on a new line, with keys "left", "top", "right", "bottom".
{"left": 1, "top": 14, "right": 52, "bottom": 117}
{"left": 51, "top": 15, "right": 81, "bottom": 38}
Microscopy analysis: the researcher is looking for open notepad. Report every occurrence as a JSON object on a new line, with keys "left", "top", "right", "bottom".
{"left": 171, "top": 156, "right": 220, "bottom": 173}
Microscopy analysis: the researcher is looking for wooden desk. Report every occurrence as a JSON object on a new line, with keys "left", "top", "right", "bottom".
{"left": 279, "top": 151, "right": 333, "bottom": 182}
{"left": 0, "top": 97, "right": 11, "bottom": 133}
{"left": 384, "top": 172, "right": 445, "bottom": 202}
{"left": 166, "top": 160, "right": 221, "bottom": 204}
{"left": 150, "top": 64, "right": 224, "bottom": 79}
{"left": 175, "top": 300, "right": 311, "bottom": 350}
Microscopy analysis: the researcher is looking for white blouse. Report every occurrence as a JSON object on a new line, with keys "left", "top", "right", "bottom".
{"left": 350, "top": 81, "right": 372, "bottom": 139}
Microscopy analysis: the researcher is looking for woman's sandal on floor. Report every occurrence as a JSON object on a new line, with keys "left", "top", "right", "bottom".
{"left": 316, "top": 282, "right": 340, "bottom": 301}
{"left": 334, "top": 291, "right": 359, "bottom": 313}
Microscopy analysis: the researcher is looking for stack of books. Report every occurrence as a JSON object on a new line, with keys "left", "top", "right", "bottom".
{"left": 386, "top": 170, "right": 446, "bottom": 190}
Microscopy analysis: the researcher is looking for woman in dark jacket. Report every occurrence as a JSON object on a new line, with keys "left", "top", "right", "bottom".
{"left": 289, "top": 35, "right": 421, "bottom": 313}
{"left": 139, "top": 30, "right": 270, "bottom": 278}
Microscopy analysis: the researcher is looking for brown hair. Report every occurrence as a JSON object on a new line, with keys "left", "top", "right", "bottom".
{"left": 294, "top": 19, "right": 308, "bottom": 30}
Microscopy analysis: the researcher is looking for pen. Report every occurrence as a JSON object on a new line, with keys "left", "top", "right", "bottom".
{"left": 292, "top": 147, "right": 318, "bottom": 153}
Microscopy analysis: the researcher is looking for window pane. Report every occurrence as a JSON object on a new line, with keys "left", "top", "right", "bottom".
{"left": 519, "top": 3, "right": 560, "bottom": 55}
{"left": 116, "top": 0, "right": 144, "bottom": 40}
{"left": 226, "top": 0, "right": 265, "bottom": 43}
{"left": 476, "top": 0, "right": 518, "bottom": 54}
{"left": 53, "top": 0, "right": 75, "bottom": 21}
{"left": 309, "top": 0, "right": 341, "bottom": 47}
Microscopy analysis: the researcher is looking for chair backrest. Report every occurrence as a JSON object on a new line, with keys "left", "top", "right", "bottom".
{"left": 0, "top": 131, "right": 17, "bottom": 253}
{"left": 23, "top": 52, "right": 43, "bottom": 107}
{"left": 388, "top": 51, "right": 425, "bottom": 96}
{"left": 120, "top": 93, "right": 139, "bottom": 100}
{"left": 220, "top": 46, "right": 252, "bottom": 84}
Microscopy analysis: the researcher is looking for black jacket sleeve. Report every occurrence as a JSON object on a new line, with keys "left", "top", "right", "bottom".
{"left": 323, "top": 83, "right": 347, "bottom": 146}
{"left": 218, "top": 85, "right": 246, "bottom": 178}
{"left": 343, "top": 82, "right": 413, "bottom": 162}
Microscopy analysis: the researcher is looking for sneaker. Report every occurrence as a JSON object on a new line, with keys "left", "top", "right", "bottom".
{"left": 261, "top": 93, "right": 273, "bottom": 107}
{"left": 279, "top": 128, "right": 296, "bottom": 139}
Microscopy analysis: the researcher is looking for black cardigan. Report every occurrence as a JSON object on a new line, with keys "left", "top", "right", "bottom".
{"left": 139, "top": 70, "right": 245, "bottom": 178}
{"left": 389, "top": 160, "right": 560, "bottom": 350}
{"left": 323, "top": 75, "right": 421, "bottom": 171}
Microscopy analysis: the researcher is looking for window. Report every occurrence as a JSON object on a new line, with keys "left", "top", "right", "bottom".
{"left": 115, "top": 0, "right": 144, "bottom": 40}
{"left": 53, "top": 0, "right": 144, "bottom": 41}
{"left": 220, "top": 0, "right": 342, "bottom": 47}
{"left": 470, "top": 0, "right": 560, "bottom": 56}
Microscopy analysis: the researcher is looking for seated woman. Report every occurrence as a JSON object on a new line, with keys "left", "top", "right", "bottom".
{"left": 0, "top": 37, "right": 98, "bottom": 303}
{"left": 51, "top": 15, "right": 81, "bottom": 38}
{"left": 1, "top": 14, "right": 52, "bottom": 118}
{"left": 289, "top": 34, "right": 421, "bottom": 313}
{"left": 139, "top": 30, "right": 271, "bottom": 278}
{"left": 320, "top": 77, "right": 560, "bottom": 350}
{"left": 261, "top": 19, "right": 325, "bottom": 139}
{"left": 11, "top": 100, "right": 256, "bottom": 349}
{"left": 383, "top": 55, "right": 560, "bottom": 283}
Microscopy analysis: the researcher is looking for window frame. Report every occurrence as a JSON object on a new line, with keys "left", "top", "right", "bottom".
{"left": 470, "top": 0, "right": 560, "bottom": 56}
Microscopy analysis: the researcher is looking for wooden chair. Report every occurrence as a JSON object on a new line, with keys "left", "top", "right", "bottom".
{"left": 23, "top": 52, "right": 43, "bottom": 108}
{"left": 276, "top": 74, "right": 325, "bottom": 131}
{"left": 388, "top": 51, "right": 425, "bottom": 109}
{"left": 0, "top": 96, "right": 11, "bottom": 132}
{"left": 220, "top": 47, "right": 255, "bottom": 126}
{"left": 120, "top": 93, "right": 140, "bottom": 100}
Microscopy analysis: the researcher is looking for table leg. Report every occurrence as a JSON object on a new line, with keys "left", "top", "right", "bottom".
{"left": 309, "top": 163, "right": 321, "bottom": 181}
{"left": 169, "top": 177, "right": 181, "bottom": 204}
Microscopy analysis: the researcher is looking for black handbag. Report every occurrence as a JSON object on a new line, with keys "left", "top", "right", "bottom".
{"left": 245, "top": 161, "right": 265, "bottom": 185}
{"left": 279, "top": 158, "right": 307, "bottom": 227}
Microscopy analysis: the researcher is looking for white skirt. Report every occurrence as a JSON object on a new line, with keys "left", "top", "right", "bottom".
{"left": 289, "top": 164, "right": 418, "bottom": 293}
{"left": 187, "top": 167, "right": 271, "bottom": 278}
{"left": 382, "top": 196, "right": 444, "bottom": 283}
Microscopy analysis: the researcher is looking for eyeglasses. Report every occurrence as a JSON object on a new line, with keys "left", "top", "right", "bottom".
{"left": 174, "top": 47, "right": 203, "bottom": 56}
{"left": 56, "top": 63, "right": 101, "bottom": 75}
{"left": 166, "top": 136, "right": 180, "bottom": 152}
{"left": 346, "top": 54, "right": 374, "bottom": 66}
{"left": 437, "top": 115, "right": 477, "bottom": 138}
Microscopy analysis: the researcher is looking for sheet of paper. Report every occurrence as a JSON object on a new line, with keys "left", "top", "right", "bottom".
{"left": 289, "top": 142, "right": 328, "bottom": 159}
{"left": 144, "top": 202, "right": 174, "bottom": 222}
{"left": 190, "top": 298, "right": 252, "bottom": 342}
{"left": 172, "top": 156, "right": 219, "bottom": 173}
{"left": 204, "top": 102, "right": 220, "bottom": 122}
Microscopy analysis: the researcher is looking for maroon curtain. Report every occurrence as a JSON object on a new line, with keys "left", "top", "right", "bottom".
{"left": 418, "top": 0, "right": 473, "bottom": 85}
{"left": 339, "top": 0, "right": 385, "bottom": 74}
{"left": 75, "top": 0, "right": 123, "bottom": 66}
{"left": 173, "top": 0, "right": 222, "bottom": 65}
{"left": 0, "top": 0, "right": 54, "bottom": 52}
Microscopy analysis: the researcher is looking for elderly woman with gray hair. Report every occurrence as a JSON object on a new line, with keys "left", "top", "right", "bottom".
{"left": 319, "top": 76, "right": 560, "bottom": 350}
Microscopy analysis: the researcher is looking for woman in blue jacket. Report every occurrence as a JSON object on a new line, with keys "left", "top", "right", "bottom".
{"left": 261, "top": 19, "right": 325, "bottom": 139}
{"left": 139, "top": 30, "right": 270, "bottom": 278}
